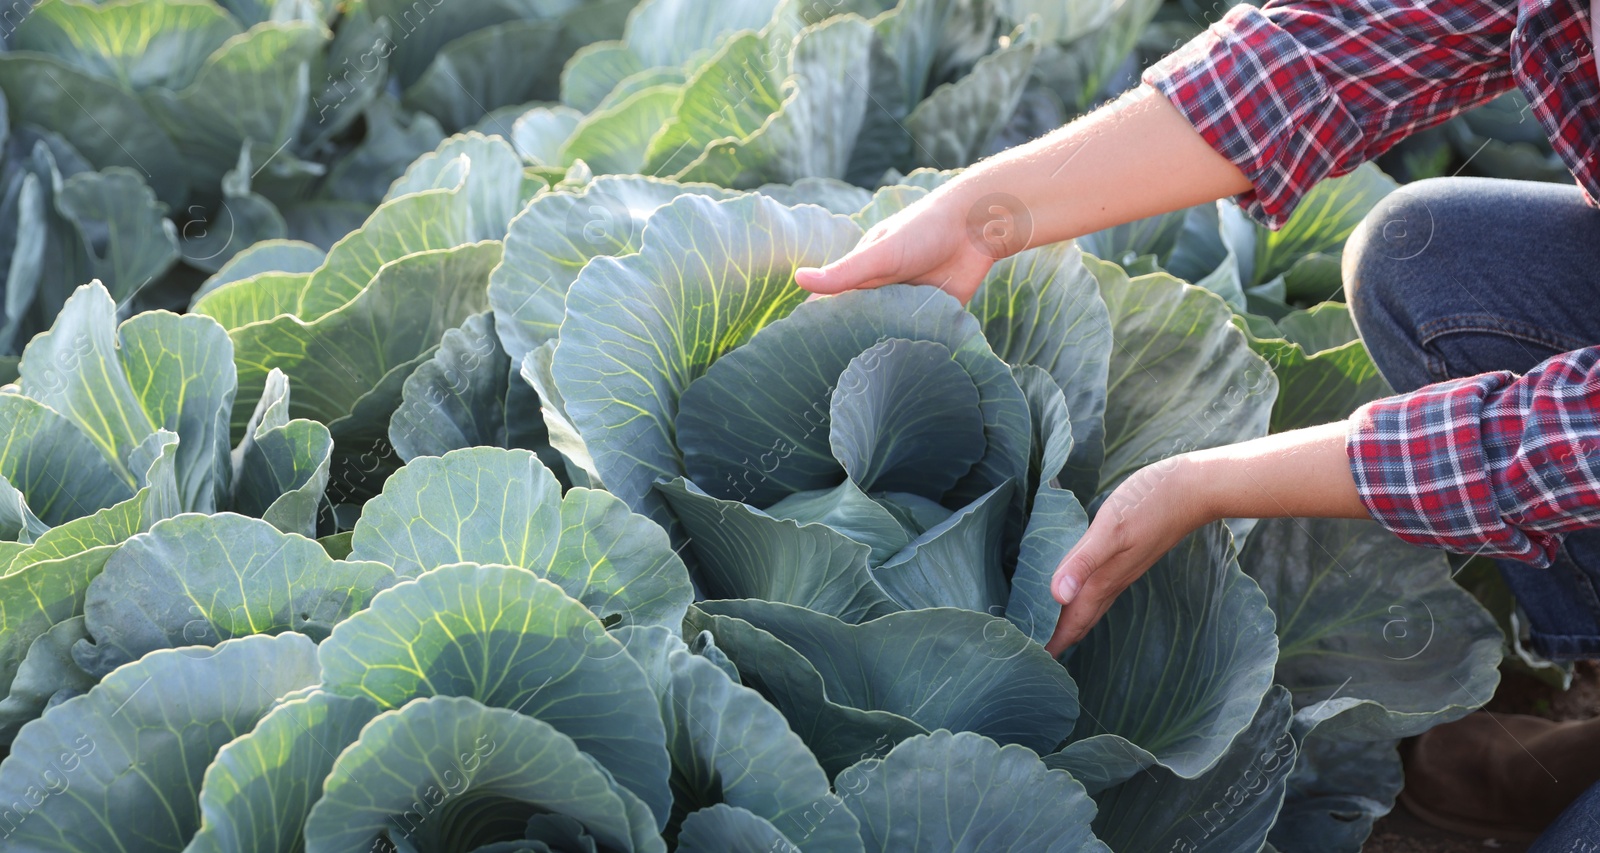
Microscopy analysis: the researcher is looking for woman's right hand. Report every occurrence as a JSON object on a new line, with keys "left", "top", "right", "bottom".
{"left": 794, "top": 188, "right": 1014, "bottom": 305}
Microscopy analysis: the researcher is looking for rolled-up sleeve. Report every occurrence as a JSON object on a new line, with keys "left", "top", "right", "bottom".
{"left": 1144, "top": 0, "right": 1518, "bottom": 227}
{"left": 1347, "top": 348, "right": 1600, "bottom": 567}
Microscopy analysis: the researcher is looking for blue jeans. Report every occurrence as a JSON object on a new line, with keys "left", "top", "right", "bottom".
{"left": 1530, "top": 779, "right": 1600, "bottom": 852}
{"left": 1346, "top": 177, "right": 1600, "bottom": 847}
{"left": 1345, "top": 176, "right": 1600, "bottom": 663}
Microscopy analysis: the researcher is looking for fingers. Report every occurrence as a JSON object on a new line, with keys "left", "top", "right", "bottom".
{"left": 1045, "top": 606, "right": 1076, "bottom": 658}
{"left": 1044, "top": 589, "right": 1118, "bottom": 657}
{"left": 1051, "top": 523, "right": 1117, "bottom": 606}
{"left": 1043, "top": 503, "right": 1138, "bottom": 656}
{"left": 1042, "top": 535, "right": 1115, "bottom": 657}
{"left": 795, "top": 241, "right": 900, "bottom": 295}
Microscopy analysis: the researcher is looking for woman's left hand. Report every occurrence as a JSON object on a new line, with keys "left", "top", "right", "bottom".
{"left": 1044, "top": 420, "right": 1373, "bottom": 656}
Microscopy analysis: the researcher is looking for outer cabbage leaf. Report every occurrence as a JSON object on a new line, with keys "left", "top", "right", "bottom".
{"left": 198, "top": 133, "right": 519, "bottom": 327}
{"left": 1240, "top": 303, "right": 1393, "bottom": 433}
{"left": 1091, "top": 686, "right": 1296, "bottom": 853}
{"left": 635, "top": 31, "right": 785, "bottom": 179}
{"left": 688, "top": 601, "right": 1078, "bottom": 776}
{"left": 0, "top": 615, "right": 93, "bottom": 742}
{"left": 0, "top": 52, "right": 188, "bottom": 204}
{"left": 676, "top": 805, "right": 797, "bottom": 853}
{"left": 560, "top": 84, "right": 684, "bottom": 174}
{"left": 142, "top": 22, "right": 326, "bottom": 194}
{"left": 905, "top": 39, "right": 1037, "bottom": 170}
{"left": 0, "top": 633, "right": 321, "bottom": 851}
{"left": 13, "top": 0, "right": 240, "bottom": 90}
{"left": 753, "top": 177, "right": 872, "bottom": 214}
{"left": 318, "top": 562, "right": 672, "bottom": 824}
{"left": 839, "top": 730, "right": 1108, "bottom": 853}
{"left": 51, "top": 166, "right": 180, "bottom": 307}
{"left": 488, "top": 175, "right": 734, "bottom": 362}
{"left": 20, "top": 283, "right": 231, "bottom": 508}
{"left": 552, "top": 193, "right": 858, "bottom": 531}
{"left": 222, "top": 240, "right": 500, "bottom": 435}
{"left": 624, "top": 0, "right": 789, "bottom": 68}
{"left": 303, "top": 696, "right": 666, "bottom": 853}
{"left": 521, "top": 341, "right": 603, "bottom": 487}
{"left": 561, "top": 42, "right": 648, "bottom": 113}
{"left": 511, "top": 104, "right": 585, "bottom": 163}
{"left": 868, "top": 0, "right": 999, "bottom": 108}
{"left": 1270, "top": 732, "right": 1402, "bottom": 853}
{"left": 669, "top": 18, "right": 875, "bottom": 187}
{"left": 111, "top": 306, "right": 237, "bottom": 512}
{"left": 388, "top": 312, "right": 547, "bottom": 461}
{"left": 1240, "top": 516, "right": 1503, "bottom": 739}
{"left": 1051, "top": 523, "right": 1277, "bottom": 788}
{"left": 0, "top": 435, "right": 180, "bottom": 740}
{"left": 401, "top": 20, "right": 564, "bottom": 132}
{"left": 1161, "top": 166, "right": 1395, "bottom": 310}
{"left": 646, "top": 647, "right": 864, "bottom": 850}
{"left": 1236, "top": 163, "right": 1397, "bottom": 292}
{"left": 0, "top": 166, "right": 47, "bottom": 357}
{"left": 849, "top": 181, "right": 927, "bottom": 228}
{"left": 2, "top": 283, "right": 323, "bottom": 537}
{"left": 1077, "top": 207, "right": 1187, "bottom": 272}
{"left": 1086, "top": 257, "right": 1275, "bottom": 498}
{"left": 3, "top": 141, "right": 96, "bottom": 348}
{"left": 558, "top": 0, "right": 789, "bottom": 111}
{"left": 193, "top": 239, "right": 324, "bottom": 304}
{"left": 349, "top": 447, "right": 692, "bottom": 629}
{"left": 188, "top": 690, "right": 382, "bottom": 853}
{"left": 228, "top": 368, "right": 334, "bottom": 537}
{"left": 0, "top": 393, "right": 130, "bottom": 528}
{"left": 72, "top": 512, "right": 395, "bottom": 677}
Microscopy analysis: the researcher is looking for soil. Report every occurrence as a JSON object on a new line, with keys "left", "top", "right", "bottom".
{"left": 1360, "top": 661, "right": 1600, "bottom": 852}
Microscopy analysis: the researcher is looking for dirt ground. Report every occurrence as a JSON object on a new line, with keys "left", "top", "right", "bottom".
{"left": 1361, "top": 661, "right": 1600, "bottom": 852}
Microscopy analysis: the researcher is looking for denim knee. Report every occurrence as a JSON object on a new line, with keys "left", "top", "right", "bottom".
{"left": 1342, "top": 177, "right": 1596, "bottom": 392}
{"left": 1343, "top": 180, "right": 1456, "bottom": 394}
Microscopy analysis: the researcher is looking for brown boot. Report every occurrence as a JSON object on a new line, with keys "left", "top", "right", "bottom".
{"left": 1400, "top": 712, "right": 1600, "bottom": 840}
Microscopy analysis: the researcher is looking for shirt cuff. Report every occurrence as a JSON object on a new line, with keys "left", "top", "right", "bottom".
{"left": 1142, "top": 5, "right": 1365, "bottom": 229}
{"left": 1346, "top": 374, "right": 1561, "bottom": 567}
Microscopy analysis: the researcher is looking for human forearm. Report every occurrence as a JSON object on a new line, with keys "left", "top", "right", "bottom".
{"left": 795, "top": 85, "right": 1252, "bottom": 300}
{"left": 930, "top": 84, "right": 1253, "bottom": 254}
{"left": 1044, "top": 420, "right": 1369, "bottom": 654}
{"left": 1179, "top": 421, "right": 1371, "bottom": 524}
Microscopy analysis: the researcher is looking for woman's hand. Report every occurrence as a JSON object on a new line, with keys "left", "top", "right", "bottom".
{"left": 1043, "top": 456, "right": 1214, "bottom": 656}
{"left": 796, "top": 86, "right": 1254, "bottom": 303}
{"left": 1044, "top": 420, "right": 1374, "bottom": 656}
{"left": 794, "top": 188, "right": 1003, "bottom": 304}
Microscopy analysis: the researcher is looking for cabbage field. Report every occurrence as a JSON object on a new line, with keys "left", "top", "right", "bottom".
{"left": 0, "top": 0, "right": 1563, "bottom": 850}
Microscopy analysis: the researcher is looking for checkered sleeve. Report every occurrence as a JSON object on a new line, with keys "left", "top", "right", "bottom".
{"left": 1347, "top": 348, "right": 1600, "bottom": 567}
{"left": 1143, "top": 0, "right": 1518, "bottom": 228}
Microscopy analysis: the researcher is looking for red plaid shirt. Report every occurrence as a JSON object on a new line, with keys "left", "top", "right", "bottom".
{"left": 1146, "top": 0, "right": 1600, "bottom": 562}
{"left": 1144, "top": 0, "right": 1600, "bottom": 228}
{"left": 1347, "top": 350, "right": 1600, "bottom": 566}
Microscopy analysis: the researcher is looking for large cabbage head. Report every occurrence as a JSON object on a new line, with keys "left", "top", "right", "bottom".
{"left": 538, "top": 182, "right": 1264, "bottom": 641}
